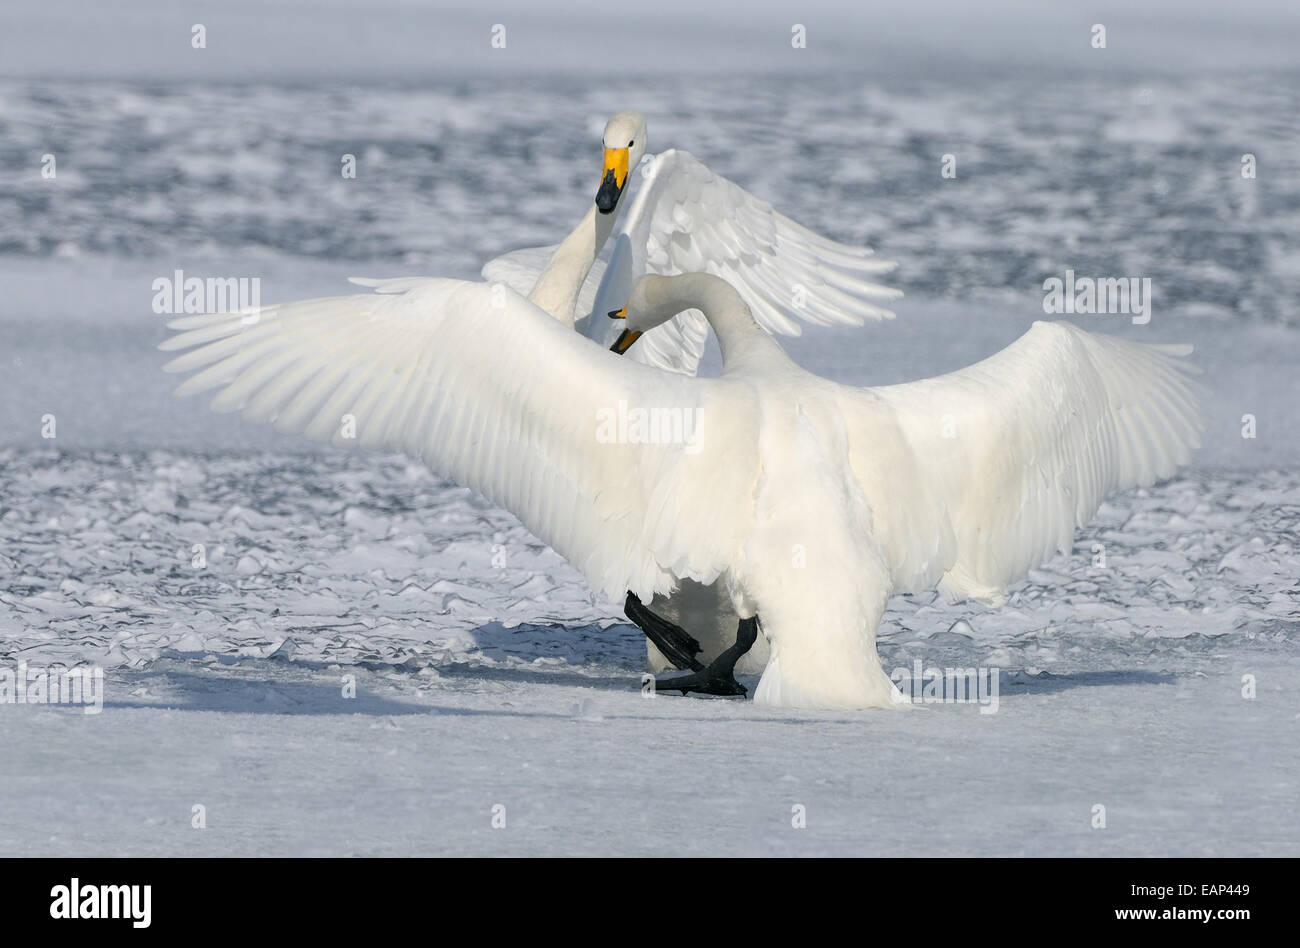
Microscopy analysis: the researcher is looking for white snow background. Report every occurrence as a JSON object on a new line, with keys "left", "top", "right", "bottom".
{"left": 1, "top": 63, "right": 1298, "bottom": 855}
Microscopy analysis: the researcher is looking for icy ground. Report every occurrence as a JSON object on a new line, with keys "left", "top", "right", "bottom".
{"left": 1, "top": 260, "right": 1298, "bottom": 855}
{"left": 1, "top": 449, "right": 1298, "bottom": 855}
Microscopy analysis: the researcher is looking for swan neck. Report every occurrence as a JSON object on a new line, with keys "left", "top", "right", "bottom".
{"left": 528, "top": 203, "right": 615, "bottom": 327}
{"left": 647, "top": 274, "right": 771, "bottom": 365}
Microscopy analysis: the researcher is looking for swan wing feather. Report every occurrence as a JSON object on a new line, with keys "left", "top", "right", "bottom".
{"left": 159, "top": 278, "right": 757, "bottom": 602}
{"left": 853, "top": 320, "right": 1203, "bottom": 602}
{"left": 588, "top": 149, "right": 902, "bottom": 375}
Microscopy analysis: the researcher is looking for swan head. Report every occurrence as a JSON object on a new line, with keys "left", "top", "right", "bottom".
{"left": 606, "top": 272, "right": 665, "bottom": 352}
{"left": 595, "top": 110, "right": 647, "bottom": 215}
{"left": 607, "top": 273, "right": 745, "bottom": 355}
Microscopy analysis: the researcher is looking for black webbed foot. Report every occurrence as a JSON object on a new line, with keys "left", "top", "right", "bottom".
{"left": 653, "top": 616, "right": 759, "bottom": 698}
{"left": 624, "top": 591, "right": 703, "bottom": 672}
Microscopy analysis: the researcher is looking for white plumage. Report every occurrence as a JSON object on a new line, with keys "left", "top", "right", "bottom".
{"left": 160, "top": 272, "right": 1201, "bottom": 709}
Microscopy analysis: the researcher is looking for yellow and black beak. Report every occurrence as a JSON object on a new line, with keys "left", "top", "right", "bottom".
{"left": 595, "top": 147, "right": 630, "bottom": 215}
{"left": 607, "top": 304, "right": 641, "bottom": 354}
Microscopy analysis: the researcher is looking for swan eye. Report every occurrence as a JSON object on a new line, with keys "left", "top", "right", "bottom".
{"left": 628, "top": 140, "right": 634, "bottom": 147}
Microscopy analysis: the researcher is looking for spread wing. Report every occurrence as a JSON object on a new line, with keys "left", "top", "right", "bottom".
{"left": 848, "top": 321, "right": 1203, "bottom": 603}
{"left": 159, "top": 278, "right": 759, "bottom": 602}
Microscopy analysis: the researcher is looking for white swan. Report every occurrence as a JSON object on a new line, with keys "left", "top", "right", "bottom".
{"left": 384, "top": 110, "right": 904, "bottom": 680}
{"left": 159, "top": 272, "right": 1201, "bottom": 709}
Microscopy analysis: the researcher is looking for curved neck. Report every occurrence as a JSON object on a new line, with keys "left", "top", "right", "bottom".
{"left": 528, "top": 203, "right": 616, "bottom": 327}
{"left": 639, "top": 273, "right": 779, "bottom": 367}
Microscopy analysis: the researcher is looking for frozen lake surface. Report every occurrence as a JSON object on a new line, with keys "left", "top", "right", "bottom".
{"left": 1, "top": 72, "right": 1297, "bottom": 854}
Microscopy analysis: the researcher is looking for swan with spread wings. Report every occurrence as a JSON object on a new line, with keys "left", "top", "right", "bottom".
{"left": 161, "top": 269, "right": 1201, "bottom": 708}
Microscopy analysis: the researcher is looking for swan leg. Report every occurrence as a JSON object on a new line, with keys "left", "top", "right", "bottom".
{"left": 623, "top": 591, "right": 704, "bottom": 672}
{"left": 653, "top": 617, "right": 758, "bottom": 697}
{"left": 643, "top": 581, "right": 771, "bottom": 674}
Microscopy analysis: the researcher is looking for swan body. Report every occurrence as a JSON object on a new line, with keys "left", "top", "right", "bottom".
{"left": 160, "top": 271, "right": 1201, "bottom": 709}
